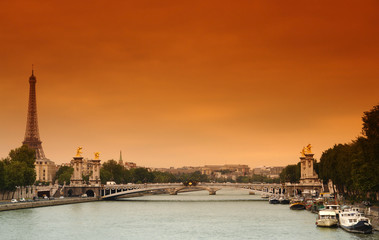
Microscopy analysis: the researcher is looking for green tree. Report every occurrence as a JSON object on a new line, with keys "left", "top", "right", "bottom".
{"left": 123, "top": 169, "right": 132, "bottom": 183}
{"left": 100, "top": 160, "right": 134, "bottom": 184}
{"left": 362, "top": 104, "right": 379, "bottom": 143}
{"left": 319, "top": 104, "right": 379, "bottom": 200}
{"left": 0, "top": 160, "right": 7, "bottom": 190}
{"left": 152, "top": 171, "right": 176, "bottom": 183}
{"left": 100, "top": 168, "right": 112, "bottom": 184}
{"left": 361, "top": 104, "right": 379, "bottom": 193}
{"left": 131, "top": 168, "right": 154, "bottom": 183}
{"left": 102, "top": 160, "right": 125, "bottom": 184}
{"left": 54, "top": 166, "right": 74, "bottom": 185}
{"left": 9, "top": 145, "right": 36, "bottom": 168}
{"left": 236, "top": 176, "right": 250, "bottom": 183}
{"left": 0, "top": 146, "right": 37, "bottom": 190}
{"left": 188, "top": 171, "right": 208, "bottom": 182}
{"left": 279, "top": 163, "right": 300, "bottom": 183}
{"left": 319, "top": 143, "right": 354, "bottom": 195}
{"left": 4, "top": 161, "right": 26, "bottom": 191}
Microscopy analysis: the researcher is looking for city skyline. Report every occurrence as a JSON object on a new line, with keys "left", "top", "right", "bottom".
{"left": 1, "top": 1, "right": 378, "bottom": 168}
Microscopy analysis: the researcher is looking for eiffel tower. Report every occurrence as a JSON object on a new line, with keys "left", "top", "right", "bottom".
{"left": 22, "top": 68, "right": 46, "bottom": 159}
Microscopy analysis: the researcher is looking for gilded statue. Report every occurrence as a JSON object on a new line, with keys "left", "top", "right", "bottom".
{"left": 305, "top": 144, "right": 312, "bottom": 154}
{"left": 76, "top": 147, "right": 83, "bottom": 157}
{"left": 300, "top": 147, "right": 306, "bottom": 157}
{"left": 300, "top": 144, "right": 312, "bottom": 156}
{"left": 94, "top": 152, "right": 100, "bottom": 160}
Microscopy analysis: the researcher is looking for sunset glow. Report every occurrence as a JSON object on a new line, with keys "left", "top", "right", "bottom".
{"left": 1, "top": 0, "right": 378, "bottom": 168}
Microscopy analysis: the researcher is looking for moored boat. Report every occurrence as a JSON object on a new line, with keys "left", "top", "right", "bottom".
{"left": 261, "top": 193, "right": 269, "bottom": 199}
{"left": 305, "top": 199, "right": 315, "bottom": 211}
{"left": 279, "top": 196, "right": 290, "bottom": 204}
{"left": 311, "top": 199, "right": 325, "bottom": 213}
{"left": 290, "top": 199, "right": 306, "bottom": 210}
{"left": 324, "top": 204, "right": 341, "bottom": 219}
{"left": 324, "top": 204, "right": 341, "bottom": 212}
{"left": 316, "top": 210, "right": 338, "bottom": 227}
{"left": 339, "top": 207, "right": 372, "bottom": 234}
{"left": 269, "top": 196, "right": 280, "bottom": 204}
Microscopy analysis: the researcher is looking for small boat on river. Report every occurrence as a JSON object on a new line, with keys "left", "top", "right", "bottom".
{"left": 305, "top": 199, "right": 315, "bottom": 211}
{"left": 316, "top": 210, "right": 338, "bottom": 227}
{"left": 290, "top": 199, "right": 306, "bottom": 210}
{"left": 279, "top": 196, "right": 290, "bottom": 204}
{"left": 311, "top": 199, "right": 325, "bottom": 213}
{"left": 339, "top": 207, "right": 372, "bottom": 234}
{"left": 269, "top": 196, "right": 280, "bottom": 204}
{"left": 324, "top": 204, "right": 341, "bottom": 219}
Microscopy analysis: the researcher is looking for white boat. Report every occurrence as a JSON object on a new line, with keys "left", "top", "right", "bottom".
{"left": 324, "top": 204, "right": 341, "bottom": 212}
{"left": 316, "top": 210, "right": 338, "bottom": 227}
{"left": 261, "top": 193, "right": 269, "bottom": 199}
{"left": 339, "top": 207, "right": 372, "bottom": 234}
{"left": 324, "top": 204, "right": 341, "bottom": 218}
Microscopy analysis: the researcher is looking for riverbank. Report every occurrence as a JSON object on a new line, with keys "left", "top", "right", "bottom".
{"left": 365, "top": 205, "right": 379, "bottom": 231}
{"left": 0, "top": 197, "right": 99, "bottom": 212}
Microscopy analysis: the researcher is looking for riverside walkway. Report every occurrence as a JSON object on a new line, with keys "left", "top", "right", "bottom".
{"left": 0, "top": 197, "right": 98, "bottom": 212}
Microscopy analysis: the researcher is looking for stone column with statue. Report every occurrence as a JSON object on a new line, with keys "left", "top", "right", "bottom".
{"left": 71, "top": 147, "right": 84, "bottom": 185}
{"left": 89, "top": 152, "right": 101, "bottom": 185}
{"left": 299, "top": 144, "right": 320, "bottom": 184}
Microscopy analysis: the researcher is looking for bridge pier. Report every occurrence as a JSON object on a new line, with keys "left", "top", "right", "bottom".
{"left": 168, "top": 188, "right": 178, "bottom": 195}
{"left": 207, "top": 188, "right": 220, "bottom": 195}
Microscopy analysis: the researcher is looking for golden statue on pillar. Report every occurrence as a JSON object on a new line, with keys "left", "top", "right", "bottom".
{"left": 75, "top": 147, "right": 83, "bottom": 157}
{"left": 300, "top": 147, "right": 306, "bottom": 157}
{"left": 305, "top": 144, "right": 312, "bottom": 154}
{"left": 300, "top": 144, "right": 312, "bottom": 156}
{"left": 94, "top": 152, "right": 100, "bottom": 160}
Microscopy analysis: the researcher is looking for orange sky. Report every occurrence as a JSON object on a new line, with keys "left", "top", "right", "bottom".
{"left": 0, "top": 0, "right": 378, "bottom": 168}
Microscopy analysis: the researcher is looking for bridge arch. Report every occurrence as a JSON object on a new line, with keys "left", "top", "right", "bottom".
{"left": 86, "top": 190, "right": 95, "bottom": 197}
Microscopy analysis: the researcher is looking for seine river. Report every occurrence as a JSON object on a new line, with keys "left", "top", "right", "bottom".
{"left": 0, "top": 189, "right": 378, "bottom": 240}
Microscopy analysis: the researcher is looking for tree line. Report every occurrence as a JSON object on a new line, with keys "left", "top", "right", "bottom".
{"left": 278, "top": 104, "right": 379, "bottom": 202}
{"left": 318, "top": 105, "right": 379, "bottom": 201}
{"left": 99, "top": 160, "right": 209, "bottom": 184}
{"left": 0, "top": 145, "right": 36, "bottom": 192}
{"left": 98, "top": 159, "right": 280, "bottom": 184}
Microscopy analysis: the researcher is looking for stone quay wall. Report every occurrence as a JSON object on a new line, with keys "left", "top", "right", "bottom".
{"left": 0, "top": 186, "right": 37, "bottom": 200}
{"left": 0, "top": 197, "right": 99, "bottom": 212}
{"left": 365, "top": 206, "right": 379, "bottom": 231}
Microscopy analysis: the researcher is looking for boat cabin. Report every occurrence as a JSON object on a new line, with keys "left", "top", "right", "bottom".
{"left": 318, "top": 210, "right": 337, "bottom": 220}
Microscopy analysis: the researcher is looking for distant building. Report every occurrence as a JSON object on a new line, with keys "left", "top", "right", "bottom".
{"left": 35, "top": 159, "right": 56, "bottom": 182}
{"left": 156, "top": 166, "right": 201, "bottom": 174}
{"left": 124, "top": 162, "right": 137, "bottom": 169}
{"left": 201, "top": 164, "right": 250, "bottom": 176}
{"left": 156, "top": 164, "right": 250, "bottom": 178}
{"left": 118, "top": 151, "right": 137, "bottom": 169}
{"left": 252, "top": 166, "right": 284, "bottom": 178}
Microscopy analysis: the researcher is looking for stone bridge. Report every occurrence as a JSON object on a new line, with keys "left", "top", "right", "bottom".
{"left": 63, "top": 182, "right": 323, "bottom": 200}
{"left": 99, "top": 183, "right": 283, "bottom": 200}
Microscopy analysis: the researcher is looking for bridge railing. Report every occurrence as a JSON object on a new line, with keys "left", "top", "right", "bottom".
{"left": 100, "top": 182, "right": 284, "bottom": 189}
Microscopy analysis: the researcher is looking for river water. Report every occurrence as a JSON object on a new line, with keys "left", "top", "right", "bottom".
{"left": 0, "top": 189, "right": 378, "bottom": 240}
